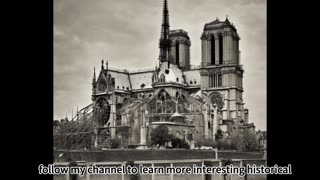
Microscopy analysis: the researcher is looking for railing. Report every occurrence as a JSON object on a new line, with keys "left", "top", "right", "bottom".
{"left": 199, "top": 62, "right": 243, "bottom": 69}
{"left": 189, "top": 65, "right": 201, "bottom": 69}
{"left": 107, "top": 67, "right": 129, "bottom": 73}
{"left": 128, "top": 68, "right": 154, "bottom": 73}
{"left": 107, "top": 66, "right": 154, "bottom": 73}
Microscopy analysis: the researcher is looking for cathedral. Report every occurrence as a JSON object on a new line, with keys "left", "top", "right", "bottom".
{"left": 90, "top": 0, "right": 255, "bottom": 148}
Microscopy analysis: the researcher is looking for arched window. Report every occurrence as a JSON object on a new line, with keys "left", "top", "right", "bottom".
{"left": 176, "top": 41, "right": 179, "bottom": 66}
{"left": 219, "top": 35, "right": 223, "bottom": 64}
{"left": 211, "top": 36, "right": 215, "bottom": 65}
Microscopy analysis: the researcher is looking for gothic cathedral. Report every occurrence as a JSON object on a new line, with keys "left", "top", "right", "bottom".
{"left": 91, "top": 0, "right": 255, "bottom": 148}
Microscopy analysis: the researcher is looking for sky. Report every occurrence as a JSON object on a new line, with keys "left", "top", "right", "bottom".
{"left": 54, "top": 0, "right": 266, "bottom": 131}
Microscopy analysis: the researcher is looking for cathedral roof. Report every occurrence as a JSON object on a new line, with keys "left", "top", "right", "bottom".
{"left": 204, "top": 18, "right": 236, "bottom": 32}
{"left": 183, "top": 69, "right": 201, "bottom": 86}
{"left": 129, "top": 71, "right": 154, "bottom": 90}
{"left": 169, "top": 29, "right": 190, "bottom": 40}
{"left": 97, "top": 65, "right": 202, "bottom": 91}
{"left": 158, "top": 63, "right": 185, "bottom": 84}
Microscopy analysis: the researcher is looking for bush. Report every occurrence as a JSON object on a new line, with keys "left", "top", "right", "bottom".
{"left": 171, "top": 137, "right": 190, "bottom": 149}
{"left": 102, "top": 138, "right": 120, "bottom": 149}
{"left": 109, "top": 138, "right": 120, "bottom": 149}
{"left": 194, "top": 138, "right": 216, "bottom": 148}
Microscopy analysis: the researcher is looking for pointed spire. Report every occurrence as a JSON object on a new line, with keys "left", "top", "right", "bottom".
{"left": 92, "top": 66, "right": 97, "bottom": 94}
{"left": 161, "top": 0, "right": 170, "bottom": 38}
{"left": 159, "top": 0, "right": 172, "bottom": 62}
{"left": 101, "top": 59, "right": 104, "bottom": 70}
{"left": 225, "top": 15, "right": 230, "bottom": 23}
{"left": 77, "top": 105, "right": 79, "bottom": 120}
{"left": 92, "top": 66, "right": 96, "bottom": 83}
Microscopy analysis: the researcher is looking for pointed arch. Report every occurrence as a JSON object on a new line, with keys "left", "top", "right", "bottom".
{"left": 219, "top": 34, "right": 223, "bottom": 64}
{"left": 210, "top": 35, "right": 215, "bottom": 65}
{"left": 175, "top": 41, "right": 180, "bottom": 66}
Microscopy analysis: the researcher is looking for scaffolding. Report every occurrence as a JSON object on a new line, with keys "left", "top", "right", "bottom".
{"left": 54, "top": 104, "right": 95, "bottom": 150}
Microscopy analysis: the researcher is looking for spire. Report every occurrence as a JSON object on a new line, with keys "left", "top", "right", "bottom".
{"left": 92, "top": 66, "right": 96, "bottom": 83}
{"left": 106, "top": 60, "right": 108, "bottom": 70}
{"left": 161, "top": 0, "right": 170, "bottom": 39}
{"left": 76, "top": 105, "right": 79, "bottom": 120}
{"left": 101, "top": 59, "right": 104, "bottom": 70}
{"left": 159, "top": 0, "right": 171, "bottom": 62}
{"left": 225, "top": 15, "right": 230, "bottom": 23}
{"left": 92, "top": 66, "right": 97, "bottom": 95}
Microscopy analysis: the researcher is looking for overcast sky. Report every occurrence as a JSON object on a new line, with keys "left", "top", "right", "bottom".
{"left": 54, "top": 0, "right": 266, "bottom": 131}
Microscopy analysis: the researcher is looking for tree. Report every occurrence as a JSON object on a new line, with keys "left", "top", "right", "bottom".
{"left": 215, "top": 129, "right": 224, "bottom": 141}
{"left": 230, "top": 135, "right": 242, "bottom": 151}
{"left": 53, "top": 120, "right": 60, "bottom": 127}
{"left": 150, "top": 125, "right": 172, "bottom": 148}
{"left": 242, "top": 131, "right": 259, "bottom": 151}
{"left": 228, "top": 132, "right": 259, "bottom": 151}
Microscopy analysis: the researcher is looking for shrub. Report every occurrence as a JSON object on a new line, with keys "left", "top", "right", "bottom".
{"left": 171, "top": 137, "right": 190, "bottom": 149}
{"left": 194, "top": 138, "right": 216, "bottom": 148}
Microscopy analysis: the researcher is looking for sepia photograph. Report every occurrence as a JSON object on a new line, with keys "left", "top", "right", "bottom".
{"left": 53, "top": 0, "right": 267, "bottom": 179}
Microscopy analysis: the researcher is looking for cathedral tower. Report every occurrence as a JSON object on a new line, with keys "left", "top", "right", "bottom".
{"left": 170, "top": 29, "right": 191, "bottom": 70}
{"left": 200, "top": 17, "right": 246, "bottom": 138}
{"left": 201, "top": 17, "right": 240, "bottom": 67}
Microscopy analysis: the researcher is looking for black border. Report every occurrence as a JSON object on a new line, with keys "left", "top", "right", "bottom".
{"left": 7, "top": 0, "right": 53, "bottom": 179}
{"left": 8, "top": 0, "right": 311, "bottom": 179}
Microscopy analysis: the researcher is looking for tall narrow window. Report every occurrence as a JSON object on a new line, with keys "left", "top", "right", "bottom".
{"left": 219, "top": 35, "right": 223, "bottom": 64}
{"left": 218, "top": 74, "right": 222, "bottom": 87}
{"left": 213, "top": 74, "right": 216, "bottom": 87}
{"left": 211, "top": 36, "right": 215, "bottom": 65}
{"left": 176, "top": 41, "right": 179, "bottom": 66}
